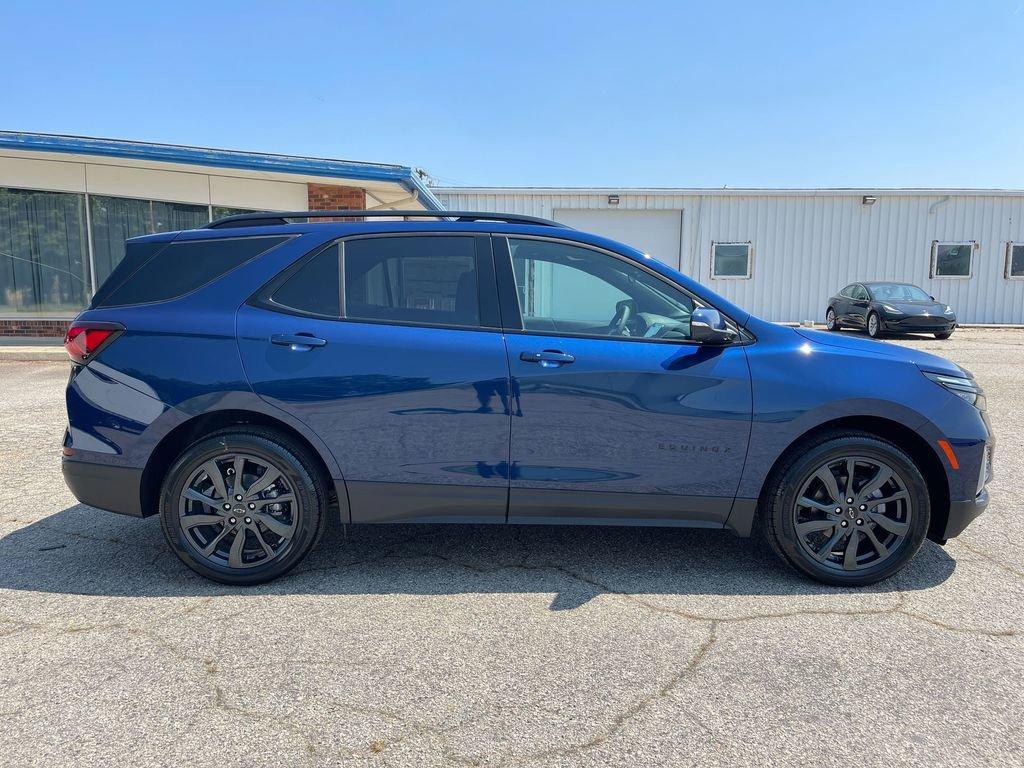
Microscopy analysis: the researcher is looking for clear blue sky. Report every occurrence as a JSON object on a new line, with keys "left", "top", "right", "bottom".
{"left": 2, "top": 1, "right": 1022, "bottom": 188}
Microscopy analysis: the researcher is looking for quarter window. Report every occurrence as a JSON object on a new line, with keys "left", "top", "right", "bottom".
{"left": 96, "top": 235, "right": 289, "bottom": 308}
{"left": 711, "top": 242, "right": 752, "bottom": 279}
{"left": 1006, "top": 243, "right": 1024, "bottom": 279}
{"left": 509, "top": 238, "right": 701, "bottom": 341}
{"left": 343, "top": 236, "right": 480, "bottom": 327}
{"left": 931, "top": 241, "right": 975, "bottom": 278}
{"left": 269, "top": 243, "right": 341, "bottom": 318}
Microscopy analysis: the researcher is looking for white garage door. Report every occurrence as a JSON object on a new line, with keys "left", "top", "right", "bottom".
{"left": 553, "top": 209, "right": 683, "bottom": 269}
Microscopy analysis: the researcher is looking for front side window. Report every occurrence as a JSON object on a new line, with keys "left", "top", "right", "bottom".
{"left": 510, "top": 238, "right": 701, "bottom": 341}
{"left": 852, "top": 284, "right": 869, "bottom": 300}
{"left": 711, "top": 242, "right": 752, "bottom": 279}
{"left": 344, "top": 236, "right": 479, "bottom": 327}
{"left": 931, "top": 241, "right": 974, "bottom": 278}
{"left": 839, "top": 284, "right": 856, "bottom": 298}
{"left": 1006, "top": 243, "right": 1024, "bottom": 279}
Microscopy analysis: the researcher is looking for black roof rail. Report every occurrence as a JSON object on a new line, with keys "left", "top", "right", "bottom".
{"left": 205, "top": 209, "right": 567, "bottom": 229}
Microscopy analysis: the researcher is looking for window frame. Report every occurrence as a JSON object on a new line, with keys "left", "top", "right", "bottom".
{"left": 1005, "top": 242, "right": 1024, "bottom": 280}
{"left": 494, "top": 234, "right": 751, "bottom": 347}
{"left": 251, "top": 231, "right": 501, "bottom": 332}
{"left": 710, "top": 241, "right": 753, "bottom": 280}
{"left": 930, "top": 240, "right": 976, "bottom": 280}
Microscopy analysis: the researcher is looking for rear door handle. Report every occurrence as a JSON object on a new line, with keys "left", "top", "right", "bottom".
{"left": 520, "top": 349, "right": 575, "bottom": 367}
{"left": 271, "top": 333, "right": 327, "bottom": 351}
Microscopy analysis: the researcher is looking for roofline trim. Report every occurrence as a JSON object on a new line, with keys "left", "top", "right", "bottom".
{"left": 433, "top": 186, "right": 1024, "bottom": 197}
{"left": 0, "top": 131, "right": 445, "bottom": 210}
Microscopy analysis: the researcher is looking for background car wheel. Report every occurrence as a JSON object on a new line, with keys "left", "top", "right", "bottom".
{"left": 825, "top": 308, "right": 841, "bottom": 331}
{"left": 866, "top": 312, "right": 884, "bottom": 338}
{"left": 760, "top": 432, "right": 930, "bottom": 586}
{"left": 935, "top": 330, "right": 954, "bottom": 339}
{"left": 159, "top": 427, "right": 327, "bottom": 585}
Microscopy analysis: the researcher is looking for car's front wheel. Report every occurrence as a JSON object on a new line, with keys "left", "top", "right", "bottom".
{"left": 761, "top": 432, "right": 930, "bottom": 586}
{"left": 825, "top": 307, "right": 841, "bottom": 331}
{"left": 866, "top": 311, "right": 884, "bottom": 339}
{"left": 159, "top": 427, "right": 327, "bottom": 585}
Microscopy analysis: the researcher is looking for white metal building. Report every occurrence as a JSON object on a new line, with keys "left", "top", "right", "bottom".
{"left": 434, "top": 188, "right": 1024, "bottom": 324}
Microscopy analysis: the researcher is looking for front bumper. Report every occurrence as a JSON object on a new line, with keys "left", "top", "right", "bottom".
{"left": 943, "top": 488, "right": 989, "bottom": 540}
{"left": 882, "top": 316, "right": 956, "bottom": 333}
{"left": 62, "top": 457, "right": 146, "bottom": 517}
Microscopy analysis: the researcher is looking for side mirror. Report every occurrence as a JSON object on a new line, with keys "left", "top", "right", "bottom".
{"left": 690, "top": 308, "right": 738, "bottom": 345}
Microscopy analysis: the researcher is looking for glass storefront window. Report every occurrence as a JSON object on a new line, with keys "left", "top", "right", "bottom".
{"left": 0, "top": 187, "right": 90, "bottom": 315}
{"left": 88, "top": 195, "right": 209, "bottom": 288}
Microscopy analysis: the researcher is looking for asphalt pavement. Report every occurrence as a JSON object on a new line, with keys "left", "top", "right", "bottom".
{"left": 0, "top": 328, "right": 1021, "bottom": 767}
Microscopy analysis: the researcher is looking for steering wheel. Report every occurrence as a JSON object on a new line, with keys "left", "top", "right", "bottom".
{"left": 609, "top": 299, "right": 636, "bottom": 336}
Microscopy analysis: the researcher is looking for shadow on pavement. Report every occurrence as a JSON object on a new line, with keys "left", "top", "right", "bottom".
{"left": 0, "top": 503, "right": 956, "bottom": 607}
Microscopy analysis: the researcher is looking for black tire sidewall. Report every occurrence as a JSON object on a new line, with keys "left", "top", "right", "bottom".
{"left": 768, "top": 436, "right": 930, "bottom": 586}
{"left": 826, "top": 308, "right": 838, "bottom": 330}
{"left": 159, "top": 430, "right": 325, "bottom": 585}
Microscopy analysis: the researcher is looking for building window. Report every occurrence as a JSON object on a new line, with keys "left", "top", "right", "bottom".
{"left": 88, "top": 195, "right": 209, "bottom": 289}
{"left": 711, "top": 242, "right": 752, "bottom": 279}
{"left": 1006, "top": 243, "right": 1024, "bottom": 279}
{"left": 930, "top": 241, "right": 975, "bottom": 278}
{"left": 0, "top": 187, "right": 90, "bottom": 315}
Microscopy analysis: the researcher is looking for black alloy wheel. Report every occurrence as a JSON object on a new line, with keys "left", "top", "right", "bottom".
{"left": 762, "top": 433, "right": 930, "bottom": 586}
{"left": 160, "top": 428, "right": 327, "bottom": 585}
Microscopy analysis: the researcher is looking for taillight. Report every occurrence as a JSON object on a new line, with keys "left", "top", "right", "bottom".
{"left": 63, "top": 322, "right": 124, "bottom": 364}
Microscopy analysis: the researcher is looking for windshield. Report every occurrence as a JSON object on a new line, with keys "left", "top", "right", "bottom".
{"left": 868, "top": 283, "right": 931, "bottom": 301}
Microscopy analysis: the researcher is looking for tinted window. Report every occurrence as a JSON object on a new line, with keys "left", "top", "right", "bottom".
{"left": 712, "top": 243, "right": 751, "bottom": 278}
{"left": 1010, "top": 244, "right": 1024, "bottom": 278}
{"left": 933, "top": 242, "right": 973, "bottom": 277}
{"left": 869, "top": 283, "right": 930, "bottom": 301}
{"left": 850, "top": 285, "right": 868, "bottom": 300}
{"left": 343, "top": 236, "right": 479, "bottom": 327}
{"left": 839, "top": 284, "right": 856, "bottom": 298}
{"left": 510, "top": 238, "right": 699, "bottom": 340}
{"left": 270, "top": 244, "right": 341, "bottom": 318}
{"left": 95, "top": 235, "right": 288, "bottom": 307}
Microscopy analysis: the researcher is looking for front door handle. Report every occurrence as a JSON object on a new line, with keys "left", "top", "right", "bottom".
{"left": 520, "top": 349, "right": 575, "bottom": 367}
{"left": 271, "top": 333, "right": 327, "bottom": 351}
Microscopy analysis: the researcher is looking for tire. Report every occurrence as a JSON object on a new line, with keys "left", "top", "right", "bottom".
{"left": 935, "top": 330, "right": 953, "bottom": 339}
{"left": 866, "top": 311, "right": 884, "bottom": 339}
{"left": 760, "top": 431, "right": 930, "bottom": 587}
{"left": 159, "top": 427, "right": 327, "bottom": 585}
{"left": 825, "top": 307, "right": 841, "bottom": 331}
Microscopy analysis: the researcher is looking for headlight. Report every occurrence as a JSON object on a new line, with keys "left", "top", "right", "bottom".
{"left": 944, "top": 305, "right": 955, "bottom": 315}
{"left": 881, "top": 304, "right": 902, "bottom": 314}
{"left": 922, "top": 370, "right": 985, "bottom": 409}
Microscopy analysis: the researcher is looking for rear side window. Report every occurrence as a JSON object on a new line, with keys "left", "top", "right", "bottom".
{"left": 344, "top": 236, "right": 479, "bottom": 327}
{"left": 269, "top": 244, "right": 341, "bottom": 318}
{"left": 94, "top": 236, "right": 288, "bottom": 307}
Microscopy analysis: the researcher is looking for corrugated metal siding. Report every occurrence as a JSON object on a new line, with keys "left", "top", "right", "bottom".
{"left": 437, "top": 190, "right": 1024, "bottom": 324}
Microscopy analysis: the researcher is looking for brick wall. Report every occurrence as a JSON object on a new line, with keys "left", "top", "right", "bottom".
{"left": 0, "top": 319, "right": 70, "bottom": 338}
{"left": 306, "top": 184, "right": 366, "bottom": 219}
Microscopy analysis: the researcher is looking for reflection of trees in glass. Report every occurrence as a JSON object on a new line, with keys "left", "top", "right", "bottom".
{"left": 89, "top": 195, "right": 209, "bottom": 287}
{"left": 935, "top": 244, "right": 972, "bottom": 276}
{"left": 0, "top": 187, "right": 89, "bottom": 314}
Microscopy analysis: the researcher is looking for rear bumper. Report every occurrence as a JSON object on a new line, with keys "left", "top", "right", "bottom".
{"left": 942, "top": 488, "right": 989, "bottom": 540}
{"left": 62, "top": 457, "right": 146, "bottom": 517}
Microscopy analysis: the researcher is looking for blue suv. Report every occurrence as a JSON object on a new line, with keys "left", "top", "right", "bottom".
{"left": 62, "top": 210, "right": 992, "bottom": 586}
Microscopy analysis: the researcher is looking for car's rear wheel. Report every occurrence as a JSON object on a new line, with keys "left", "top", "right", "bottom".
{"left": 825, "top": 308, "right": 841, "bottom": 331}
{"left": 761, "top": 433, "right": 930, "bottom": 586}
{"left": 159, "top": 428, "right": 327, "bottom": 585}
{"left": 866, "top": 311, "right": 884, "bottom": 339}
{"left": 935, "top": 330, "right": 954, "bottom": 339}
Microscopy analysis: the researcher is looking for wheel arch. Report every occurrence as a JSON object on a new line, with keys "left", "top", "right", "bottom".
{"left": 756, "top": 415, "right": 950, "bottom": 543}
{"left": 140, "top": 409, "right": 346, "bottom": 523}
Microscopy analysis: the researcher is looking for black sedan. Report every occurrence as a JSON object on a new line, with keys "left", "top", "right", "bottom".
{"left": 825, "top": 282, "right": 957, "bottom": 339}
